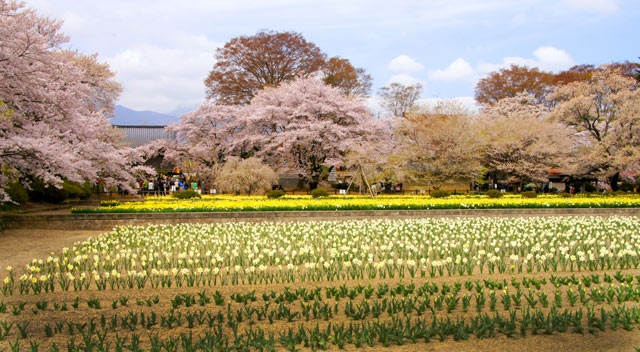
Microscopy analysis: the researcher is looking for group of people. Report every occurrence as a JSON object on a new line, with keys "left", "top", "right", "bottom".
{"left": 138, "top": 175, "right": 206, "bottom": 196}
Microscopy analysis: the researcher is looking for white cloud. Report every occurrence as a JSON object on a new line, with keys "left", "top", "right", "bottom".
{"left": 428, "top": 58, "right": 475, "bottom": 81}
{"left": 388, "top": 55, "right": 424, "bottom": 73}
{"left": 106, "top": 35, "right": 221, "bottom": 113}
{"left": 387, "top": 74, "right": 425, "bottom": 87}
{"left": 477, "top": 57, "right": 536, "bottom": 73}
{"left": 564, "top": 0, "right": 618, "bottom": 13}
{"left": 532, "top": 46, "right": 575, "bottom": 71}
{"left": 477, "top": 46, "right": 575, "bottom": 74}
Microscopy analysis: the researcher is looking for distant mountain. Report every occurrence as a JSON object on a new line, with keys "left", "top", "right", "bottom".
{"left": 110, "top": 105, "right": 179, "bottom": 126}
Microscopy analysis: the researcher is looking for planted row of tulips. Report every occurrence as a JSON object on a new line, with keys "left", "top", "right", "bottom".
{"left": 3, "top": 217, "right": 640, "bottom": 351}
{"left": 5, "top": 308, "right": 639, "bottom": 352}
{"left": 4, "top": 217, "right": 640, "bottom": 295}
{"left": 3, "top": 274, "right": 640, "bottom": 316}
{"left": 2, "top": 273, "right": 640, "bottom": 351}
{"left": 2, "top": 274, "right": 639, "bottom": 317}
{"left": 5, "top": 308, "right": 640, "bottom": 351}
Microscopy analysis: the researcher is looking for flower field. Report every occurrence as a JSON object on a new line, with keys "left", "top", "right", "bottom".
{"left": 2, "top": 216, "right": 640, "bottom": 351}
{"left": 74, "top": 194, "right": 640, "bottom": 213}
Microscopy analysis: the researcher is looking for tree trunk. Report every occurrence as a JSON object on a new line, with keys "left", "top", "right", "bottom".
{"left": 308, "top": 181, "right": 318, "bottom": 190}
{"left": 609, "top": 172, "right": 620, "bottom": 191}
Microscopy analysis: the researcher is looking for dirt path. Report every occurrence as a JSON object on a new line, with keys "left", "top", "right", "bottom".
{"left": 0, "top": 229, "right": 103, "bottom": 277}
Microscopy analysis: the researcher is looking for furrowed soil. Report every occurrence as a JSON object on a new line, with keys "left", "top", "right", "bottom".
{"left": 1, "top": 228, "right": 640, "bottom": 351}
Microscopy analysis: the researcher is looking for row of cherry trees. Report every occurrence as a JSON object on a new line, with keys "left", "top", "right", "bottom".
{"left": 0, "top": 1, "right": 153, "bottom": 202}
{"left": 169, "top": 67, "right": 639, "bottom": 192}
{"left": 183, "top": 28, "right": 640, "bottom": 191}
{"left": 3, "top": 0, "right": 636, "bottom": 200}
{"left": 395, "top": 68, "right": 640, "bottom": 190}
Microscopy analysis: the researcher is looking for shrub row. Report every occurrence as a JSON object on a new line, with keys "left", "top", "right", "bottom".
{"left": 171, "top": 189, "right": 202, "bottom": 199}
{"left": 267, "top": 190, "right": 285, "bottom": 199}
{"left": 4, "top": 179, "right": 90, "bottom": 205}
{"left": 310, "top": 189, "right": 329, "bottom": 198}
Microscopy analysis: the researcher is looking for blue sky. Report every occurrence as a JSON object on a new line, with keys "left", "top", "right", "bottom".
{"left": 28, "top": 0, "right": 640, "bottom": 114}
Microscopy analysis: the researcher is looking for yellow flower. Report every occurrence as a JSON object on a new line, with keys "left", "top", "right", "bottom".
{"left": 97, "top": 194, "right": 640, "bottom": 212}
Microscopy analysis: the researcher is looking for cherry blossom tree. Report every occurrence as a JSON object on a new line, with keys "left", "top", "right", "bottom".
{"left": 393, "top": 101, "right": 485, "bottom": 189}
{"left": 342, "top": 118, "right": 395, "bottom": 194}
{"left": 164, "top": 104, "right": 238, "bottom": 184}
{"left": 549, "top": 69, "right": 640, "bottom": 190}
{"left": 227, "top": 77, "right": 381, "bottom": 189}
{"left": 0, "top": 1, "right": 151, "bottom": 201}
{"left": 58, "top": 50, "right": 123, "bottom": 114}
{"left": 480, "top": 93, "right": 573, "bottom": 187}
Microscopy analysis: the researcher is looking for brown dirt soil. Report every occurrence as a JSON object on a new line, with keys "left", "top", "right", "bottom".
{"left": 1, "top": 228, "right": 640, "bottom": 351}
{"left": 0, "top": 230, "right": 103, "bottom": 277}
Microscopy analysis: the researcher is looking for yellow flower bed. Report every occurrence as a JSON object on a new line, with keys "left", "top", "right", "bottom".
{"left": 77, "top": 194, "right": 640, "bottom": 213}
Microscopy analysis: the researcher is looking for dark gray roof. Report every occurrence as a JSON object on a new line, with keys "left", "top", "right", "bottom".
{"left": 113, "top": 125, "right": 176, "bottom": 147}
